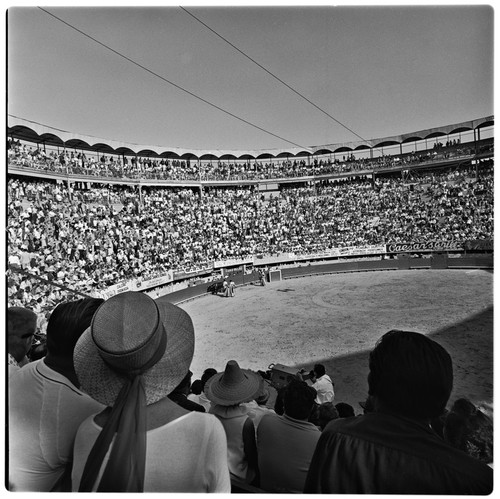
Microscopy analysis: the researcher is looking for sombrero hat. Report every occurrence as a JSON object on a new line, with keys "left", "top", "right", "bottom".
{"left": 74, "top": 291, "right": 194, "bottom": 406}
{"left": 205, "top": 360, "right": 263, "bottom": 406}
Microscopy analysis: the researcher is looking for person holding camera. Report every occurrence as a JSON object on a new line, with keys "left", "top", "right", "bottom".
{"left": 304, "top": 364, "right": 334, "bottom": 405}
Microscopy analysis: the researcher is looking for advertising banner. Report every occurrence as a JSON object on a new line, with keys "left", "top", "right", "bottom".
{"left": 253, "top": 253, "right": 296, "bottom": 265}
{"left": 293, "top": 245, "right": 386, "bottom": 260}
{"left": 293, "top": 249, "right": 335, "bottom": 260}
{"left": 173, "top": 262, "right": 214, "bottom": 280}
{"left": 103, "top": 271, "right": 175, "bottom": 297}
{"left": 114, "top": 281, "right": 132, "bottom": 294}
{"left": 135, "top": 271, "right": 174, "bottom": 290}
{"left": 386, "top": 241, "right": 464, "bottom": 253}
{"left": 214, "top": 257, "right": 253, "bottom": 268}
{"left": 100, "top": 288, "right": 117, "bottom": 300}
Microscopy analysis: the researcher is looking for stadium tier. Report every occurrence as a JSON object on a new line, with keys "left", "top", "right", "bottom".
{"left": 7, "top": 115, "right": 493, "bottom": 182}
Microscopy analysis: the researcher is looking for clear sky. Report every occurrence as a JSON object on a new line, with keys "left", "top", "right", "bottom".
{"left": 6, "top": 2, "right": 494, "bottom": 152}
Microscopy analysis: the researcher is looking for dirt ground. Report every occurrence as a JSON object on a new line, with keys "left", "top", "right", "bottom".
{"left": 179, "top": 269, "right": 493, "bottom": 414}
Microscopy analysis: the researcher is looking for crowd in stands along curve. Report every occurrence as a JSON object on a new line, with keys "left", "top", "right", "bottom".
{"left": 7, "top": 159, "right": 493, "bottom": 325}
{"left": 8, "top": 136, "right": 490, "bottom": 181}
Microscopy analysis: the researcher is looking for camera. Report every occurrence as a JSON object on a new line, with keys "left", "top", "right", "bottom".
{"left": 259, "top": 363, "right": 312, "bottom": 390}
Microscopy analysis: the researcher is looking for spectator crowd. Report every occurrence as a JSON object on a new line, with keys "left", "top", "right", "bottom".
{"left": 7, "top": 160, "right": 493, "bottom": 322}
{"left": 8, "top": 135, "right": 487, "bottom": 182}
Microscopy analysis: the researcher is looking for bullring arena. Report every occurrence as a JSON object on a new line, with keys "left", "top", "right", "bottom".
{"left": 7, "top": 106, "right": 495, "bottom": 494}
{"left": 174, "top": 267, "right": 493, "bottom": 413}
{"left": 6, "top": 6, "right": 494, "bottom": 492}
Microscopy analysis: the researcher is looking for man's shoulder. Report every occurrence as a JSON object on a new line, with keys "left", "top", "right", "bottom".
{"left": 11, "top": 360, "right": 99, "bottom": 403}
{"left": 259, "top": 412, "right": 281, "bottom": 427}
{"left": 260, "top": 413, "right": 320, "bottom": 434}
{"left": 8, "top": 353, "right": 20, "bottom": 368}
{"left": 9, "top": 358, "right": 41, "bottom": 385}
{"left": 320, "top": 412, "right": 493, "bottom": 479}
{"left": 315, "top": 374, "right": 333, "bottom": 386}
{"left": 258, "top": 412, "right": 296, "bottom": 436}
{"left": 320, "top": 412, "right": 433, "bottom": 443}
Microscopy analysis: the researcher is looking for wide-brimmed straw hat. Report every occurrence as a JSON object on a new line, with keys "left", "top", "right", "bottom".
{"left": 205, "top": 360, "right": 263, "bottom": 406}
{"left": 74, "top": 291, "right": 194, "bottom": 406}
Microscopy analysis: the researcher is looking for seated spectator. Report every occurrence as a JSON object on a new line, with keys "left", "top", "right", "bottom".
{"left": 309, "top": 363, "right": 335, "bottom": 404}
{"left": 335, "top": 402, "right": 355, "bottom": 418}
{"left": 168, "top": 370, "right": 205, "bottom": 412}
{"left": 71, "top": 292, "right": 230, "bottom": 492}
{"left": 7, "top": 306, "right": 37, "bottom": 376}
{"left": 188, "top": 367, "right": 217, "bottom": 412}
{"left": 257, "top": 379, "right": 321, "bottom": 493}
{"left": 189, "top": 378, "right": 203, "bottom": 396}
{"left": 444, "top": 398, "right": 493, "bottom": 466}
{"left": 9, "top": 298, "right": 104, "bottom": 491}
{"left": 317, "top": 402, "right": 339, "bottom": 430}
{"left": 205, "top": 360, "right": 262, "bottom": 485}
{"left": 242, "top": 384, "right": 276, "bottom": 432}
{"left": 304, "top": 330, "right": 493, "bottom": 494}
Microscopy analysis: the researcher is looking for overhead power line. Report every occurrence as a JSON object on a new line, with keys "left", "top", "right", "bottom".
{"left": 37, "top": 7, "right": 307, "bottom": 150}
{"left": 180, "top": 6, "right": 371, "bottom": 146}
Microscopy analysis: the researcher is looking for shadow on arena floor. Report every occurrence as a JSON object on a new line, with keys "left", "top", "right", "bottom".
{"left": 285, "top": 305, "right": 493, "bottom": 413}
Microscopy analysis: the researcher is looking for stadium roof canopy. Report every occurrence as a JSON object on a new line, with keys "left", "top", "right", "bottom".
{"left": 7, "top": 115, "right": 493, "bottom": 160}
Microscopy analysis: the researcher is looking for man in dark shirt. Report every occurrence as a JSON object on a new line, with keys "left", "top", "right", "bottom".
{"left": 257, "top": 379, "right": 320, "bottom": 493}
{"left": 304, "top": 329, "right": 492, "bottom": 494}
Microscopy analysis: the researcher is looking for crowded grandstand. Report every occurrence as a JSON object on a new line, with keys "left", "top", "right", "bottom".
{"left": 7, "top": 116, "right": 494, "bottom": 330}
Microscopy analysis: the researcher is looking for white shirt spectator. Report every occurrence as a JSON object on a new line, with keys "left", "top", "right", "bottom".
{"left": 9, "top": 360, "right": 105, "bottom": 491}
{"left": 312, "top": 374, "right": 335, "bottom": 404}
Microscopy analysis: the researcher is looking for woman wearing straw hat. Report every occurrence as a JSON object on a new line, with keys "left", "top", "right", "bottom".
{"left": 205, "top": 360, "right": 263, "bottom": 486}
{"left": 70, "top": 291, "right": 230, "bottom": 492}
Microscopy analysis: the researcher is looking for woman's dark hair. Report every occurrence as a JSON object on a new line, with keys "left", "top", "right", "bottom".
{"left": 283, "top": 379, "right": 317, "bottom": 420}
{"left": 368, "top": 330, "right": 453, "bottom": 419}
{"left": 444, "top": 398, "right": 493, "bottom": 464}
{"left": 274, "top": 387, "right": 285, "bottom": 416}
{"left": 255, "top": 386, "right": 270, "bottom": 405}
{"left": 190, "top": 379, "right": 203, "bottom": 395}
{"left": 335, "top": 402, "right": 355, "bottom": 418}
{"left": 46, "top": 298, "right": 104, "bottom": 358}
{"left": 313, "top": 364, "right": 326, "bottom": 378}
{"left": 201, "top": 368, "right": 217, "bottom": 390}
{"left": 318, "top": 402, "right": 339, "bottom": 430}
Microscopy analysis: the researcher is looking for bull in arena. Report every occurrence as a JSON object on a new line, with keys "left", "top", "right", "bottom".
{"left": 207, "top": 281, "right": 224, "bottom": 294}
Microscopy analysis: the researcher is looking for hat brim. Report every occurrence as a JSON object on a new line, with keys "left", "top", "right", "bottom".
{"left": 205, "top": 369, "right": 263, "bottom": 406}
{"left": 74, "top": 299, "right": 194, "bottom": 406}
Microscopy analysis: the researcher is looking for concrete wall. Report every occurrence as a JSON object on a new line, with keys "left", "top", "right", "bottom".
{"left": 163, "top": 255, "right": 493, "bottom": 305}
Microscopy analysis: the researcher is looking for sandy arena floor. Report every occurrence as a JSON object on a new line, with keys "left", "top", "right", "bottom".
{"left": 179, "top": 269, "right": 493, "bottom": 413}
